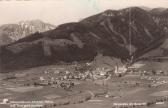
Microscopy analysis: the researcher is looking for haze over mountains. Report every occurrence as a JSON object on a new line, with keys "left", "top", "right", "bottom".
{"left": 0, "top": 20, "right": 55, "bottom": 46}
{"left": 0, "top": 7, "right": 168, "bottom": 72}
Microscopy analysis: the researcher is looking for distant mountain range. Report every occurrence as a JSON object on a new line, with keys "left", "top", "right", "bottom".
{"left": 0, "top": 20, "right": 55, "bottom": 46}
{"left": 0, "top": 7, "right": 168, "bottom": 72}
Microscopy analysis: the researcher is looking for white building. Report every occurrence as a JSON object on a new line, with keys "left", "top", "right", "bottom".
{"left": 1, "top": 98, "right": 9, "bottom": 104}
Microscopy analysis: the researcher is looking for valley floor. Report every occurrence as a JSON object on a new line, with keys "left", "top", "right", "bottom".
{"left": 0, "top": 60, "right": 168, "bottom": 108}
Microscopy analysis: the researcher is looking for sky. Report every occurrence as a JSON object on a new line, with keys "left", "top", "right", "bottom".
{"left": 0, "top": 0, "right": 168, "bottom": 26}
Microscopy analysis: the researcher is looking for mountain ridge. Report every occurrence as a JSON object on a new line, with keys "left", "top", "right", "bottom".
{"left": 0, "top": 20, "right": 55, "bottom": 46}
{"left": 0, "top": 7, "right": 168, "bottom": 72}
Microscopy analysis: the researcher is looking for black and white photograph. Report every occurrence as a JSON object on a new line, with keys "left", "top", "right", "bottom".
{"left": 0, "top": 0, "right": 168, "bottom": 108}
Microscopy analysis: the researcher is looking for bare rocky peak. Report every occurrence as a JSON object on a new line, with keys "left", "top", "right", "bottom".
{"left": 0, "top": 20, "right": 55, "bottom": 46}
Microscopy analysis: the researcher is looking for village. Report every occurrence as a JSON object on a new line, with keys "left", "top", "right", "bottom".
{"left": 0, "top": 60, "right": 168, "bottom": 108}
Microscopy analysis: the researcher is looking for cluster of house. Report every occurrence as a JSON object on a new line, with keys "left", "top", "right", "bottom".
{"left": 151, "top": 80, "right": 168, "bottom": 87}
{"left": 140, "top": 70, "right": 167, "bottom": 76}
{"left": 43, "top": 65, "right": 114, "bottom": 80}
{"left": 33, "top": 62, "right": 153, "bottom": 89}
{"left": 33, "top": 63, "right": 124, "bottom": 89}
{"left": 126, "top": 63, "right": 168, "bottom": 77}
{"left": 140, "top": 76, "right": 158, "bottom": 80}
{"left": 36, "top": 76, "right": 75, "bottom": 89}
{"left": 114, "top": 65, "right": 128, "bottom": 76}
